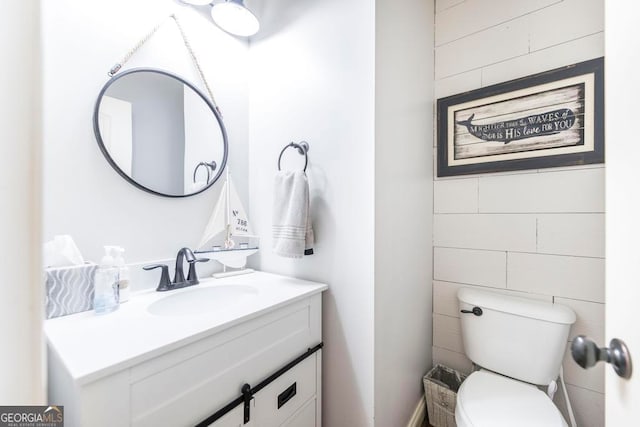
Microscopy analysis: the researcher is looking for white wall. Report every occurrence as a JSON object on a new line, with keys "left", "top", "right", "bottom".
{"left": 432, "top": 1, "right": 605, "bottom": 426}
{"left": 374, "top": 0, "right": 434, "bottom": 425}
{"left": 0, "top": 0, "right": 44, "bottom": 404}
{"left": 42, "top": 0, "right": 250, "bottom": 264}
{"left": 248, "top": 0, "right": 376, "bottom": 425}
{"left": 249, "top": 1, "right": 435, "bottom": 425}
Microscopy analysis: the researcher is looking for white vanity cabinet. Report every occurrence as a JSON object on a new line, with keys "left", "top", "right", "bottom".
{"left": 46, "top": 273, "right": 326, "bottom": 427}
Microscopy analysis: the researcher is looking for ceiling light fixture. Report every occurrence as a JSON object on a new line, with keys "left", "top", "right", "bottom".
{"left": 210, "top": 0, "right": 260, "bottom": 37}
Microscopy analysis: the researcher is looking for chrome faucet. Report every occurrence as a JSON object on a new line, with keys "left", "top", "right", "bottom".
{"left": 144, "top": 247, "right": 210, "bottom": 292}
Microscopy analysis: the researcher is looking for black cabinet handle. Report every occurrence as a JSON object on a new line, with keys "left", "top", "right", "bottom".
{"left": 242, "top": 383, "right": 252, "bottom": 423}
{"left": 460, "top": 306, "right": 483, "bottom": 316}
{"left": 277, "top": 382, "right": 297, "bottom": 409}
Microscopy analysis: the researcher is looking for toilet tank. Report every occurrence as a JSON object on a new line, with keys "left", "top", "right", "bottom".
{"left": 457, "top": 288, "right": 576, "bottom": 385}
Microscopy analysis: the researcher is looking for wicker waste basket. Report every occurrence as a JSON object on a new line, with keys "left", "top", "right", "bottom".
{"left": 423, "top": 364, "right": 467, "bottom": 427}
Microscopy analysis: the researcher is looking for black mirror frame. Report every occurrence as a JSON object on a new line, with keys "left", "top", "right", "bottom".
{"left": 92, "top": 67, "right": 229, "bottom": 198}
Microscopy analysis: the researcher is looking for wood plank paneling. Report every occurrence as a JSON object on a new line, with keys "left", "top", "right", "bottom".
{"left": 529, "top": 0, "right": 604, "bottom": 51}
{"left": 537, "top": 214, "right": 605, "bottom": 258}
{"left": 434, "top": 214, "right": 536, "bottom": 252}
{"left": 432, "top": 346, "right": 473, "bottom": 375}
{"left": 556, "top": 297, "right": 605, "bottom": 344}
{"left": 479, "top": 168, "right": 605, "bottom": 213}
{"left": 433, "top": 314, "right": 464, "bottom": 353}
{"left": 435, "top": 0, "right": 561, "bottom": 46}
{"left": 435, "top": 18, "right": 529, "bottom": 79}
{"left": 434, "top": 178, "right": 478, "bottom": 213}
{"left": 553, "top": 383, "right": 604, "bottom": 427}
{"left": 435, "top": 0, "right": 465, "bottom": 14}
{"left": 482, "top": 32, "right": 604, "bottom": 87}
{"left": 434, "top": 247, "right": 507, "bottom": 288}
{"left": 507, "top": 253, "right": 604, "bottom": 302}
{"left": 435, "top": 69, "right": 482, "bottom": 99}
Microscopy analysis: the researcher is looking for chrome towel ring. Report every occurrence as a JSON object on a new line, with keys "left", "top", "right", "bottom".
{"left": 278, "top": 141, "right": 310, "bottom": 172}
{"left": 193, "top": 161, "right": 217, "bottom": 184}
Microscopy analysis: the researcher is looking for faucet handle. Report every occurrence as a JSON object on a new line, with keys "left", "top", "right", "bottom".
{"left": 187, "top": 257, "right": 210, "bottom": 284}
{"left": 143, "top": 264, "right": 172, "bottom": 292}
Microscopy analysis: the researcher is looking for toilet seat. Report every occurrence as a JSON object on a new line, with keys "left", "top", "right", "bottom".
{"left": 455, "top": 370, "right": 568, "bottom": 427}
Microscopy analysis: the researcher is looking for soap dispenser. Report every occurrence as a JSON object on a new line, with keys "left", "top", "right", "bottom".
{"left": 93, "top": 246, "right": 120, "bottom": 314}
{"left": 108, "top": 246, "right": 130, "bottom": 303}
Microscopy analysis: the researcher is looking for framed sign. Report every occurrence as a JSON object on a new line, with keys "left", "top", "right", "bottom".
{"left": 437, "top": 57, "right": 604, "bottom": 177}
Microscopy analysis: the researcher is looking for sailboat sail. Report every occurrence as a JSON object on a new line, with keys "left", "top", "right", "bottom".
{"left": 227, "top": 177, "right": 254, "bottom": 238}
{"left": 197, "top": 171, "right": 257, "bottom": 252}
{"left": 197, "top": 184, "right": 227, "bottom": 250}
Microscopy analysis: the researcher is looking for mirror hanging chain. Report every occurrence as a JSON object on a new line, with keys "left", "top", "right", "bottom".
{"left": 107, "top": 13, "right": 222, "bottom": 117}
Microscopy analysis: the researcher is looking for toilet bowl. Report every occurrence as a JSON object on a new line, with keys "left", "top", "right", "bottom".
{"left": 455, "top": 288, "right": 576, "bottom": 427}
{"left": 455, "top": 370, "right": 567, "bottom": 427}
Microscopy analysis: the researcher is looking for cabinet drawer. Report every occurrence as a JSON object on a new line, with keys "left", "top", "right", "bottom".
{"left": 254, "top": 352, "right": 318, "bottom": 427}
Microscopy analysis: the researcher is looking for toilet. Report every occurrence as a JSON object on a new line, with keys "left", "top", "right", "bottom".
{"left": 455, "top": 288, "right": 576, "bottom": 427}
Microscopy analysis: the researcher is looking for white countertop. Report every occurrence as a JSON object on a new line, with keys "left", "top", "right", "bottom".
{"left": 44, "top": 271, "right": 328, "bottom": 385}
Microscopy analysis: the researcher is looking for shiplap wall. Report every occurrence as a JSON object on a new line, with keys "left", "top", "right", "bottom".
{"left": 432, "top": 1, "right": 605, "bottom": 426}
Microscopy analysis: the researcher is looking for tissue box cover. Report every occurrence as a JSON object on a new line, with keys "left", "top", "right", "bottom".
{"left": 45, "top": 263, "right": 97, "bottom": 319}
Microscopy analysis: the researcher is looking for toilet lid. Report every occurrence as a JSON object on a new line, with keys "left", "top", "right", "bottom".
{"left": 456, "top": 371, "right": 567, "bottom": 427}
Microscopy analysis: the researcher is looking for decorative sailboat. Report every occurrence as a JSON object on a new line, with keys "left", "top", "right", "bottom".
{"left": 196, "top": 169, "right": 259, "bottom": 277}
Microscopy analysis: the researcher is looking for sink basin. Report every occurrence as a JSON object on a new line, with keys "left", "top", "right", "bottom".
{"left": 147, "top": 285, "right": 259, "bottom": 316}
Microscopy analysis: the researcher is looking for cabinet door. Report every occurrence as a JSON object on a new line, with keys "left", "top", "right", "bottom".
{"left": 207, "top": 401, "right": 254, "bottom": 427}
{"left": 254, "top": 354, "right": 318, "bottom": 427}
{"left": 281, "top": 398, "right": 317, "bottom": 427}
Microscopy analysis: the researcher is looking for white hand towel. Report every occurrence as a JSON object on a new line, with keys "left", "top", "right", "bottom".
{"left": 273, "top": 170, "right": 314, "bottom": 258}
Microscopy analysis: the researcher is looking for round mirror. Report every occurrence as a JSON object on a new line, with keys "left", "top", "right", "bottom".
{"left": 93, "top": 68, "right": 228, "bottom": 197}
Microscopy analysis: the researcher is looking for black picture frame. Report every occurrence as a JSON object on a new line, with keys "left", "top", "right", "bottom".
{"left": 437, "top": 57, "right": 604, "bottom": 177}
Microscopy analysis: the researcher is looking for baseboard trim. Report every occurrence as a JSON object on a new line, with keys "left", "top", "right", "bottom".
{"left": 407, "top": 395, "right": 427, "bottom": 427}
